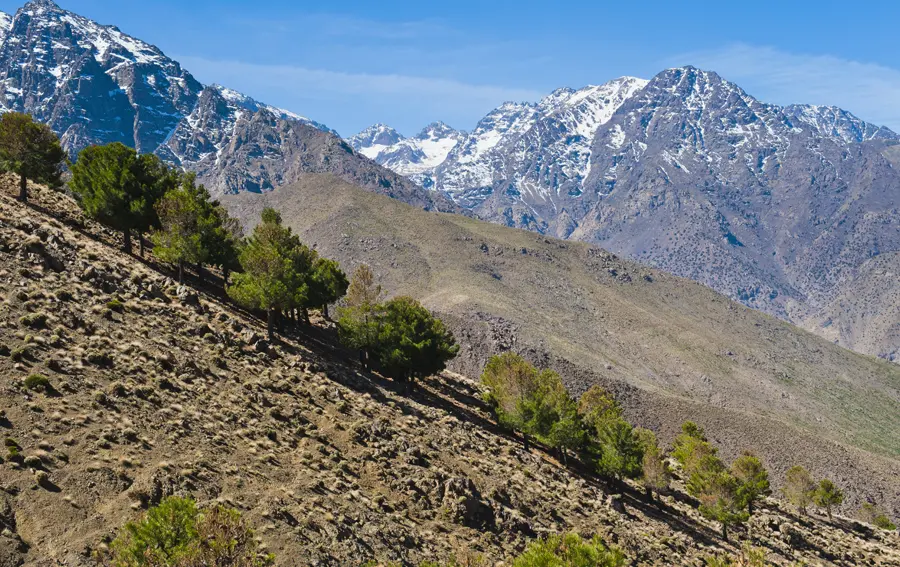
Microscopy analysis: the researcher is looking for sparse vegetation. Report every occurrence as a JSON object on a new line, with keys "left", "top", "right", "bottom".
{"left": 858, "top": 502, "right": 897, "bottom": 531}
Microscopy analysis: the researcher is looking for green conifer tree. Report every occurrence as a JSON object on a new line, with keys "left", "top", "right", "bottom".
{"left": 812, "top": 478, "right": 843, "bottom": 521}
{"left": 0, "top": 112, "right": 65, "bottom": 202}
{"left": 371, "top": 296, "right": 459, "bottom": 381}
{"left": 69, "top": 143, "right": 172, "bottom": 254}
{"left": 731, "top": 451, "right": 771, "bottom": 516}
{"left": 227, "top": 208, "right": 302, "bottom": 340}
{"left": 307, "top": 257, "right": 349, "bottom": 319}
{"left": 783, "top": 466, "right": 816, "bottom": 515}
{"left": 152, "top": 175, "right": 208, "bottom": 282}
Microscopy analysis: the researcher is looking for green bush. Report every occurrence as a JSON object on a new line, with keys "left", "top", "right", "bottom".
{"left": 511, "top": 533, "right": 625, "bottom": 567}
{"left": 106, "top": 299, "right": 125, "bottom": 313}
{"left": 10, "top": 345, "right": 29, "bottom": 361}
{"left": 24, "top": 374, "right": 51, "bottom": 393}
{"left": 859, "top": 502, "right": 897, "bottom": 531}
{"left": 86, "top": 350, "right": 114, "bottom": 367}
{"left": 106, "top": 496, "right": 273, "bottom": 567}
{"left": 55, "top": 289, "right": 74, "bottom": 301}
{"left": 19, "top": 312, "right": 48, "bottom": 329}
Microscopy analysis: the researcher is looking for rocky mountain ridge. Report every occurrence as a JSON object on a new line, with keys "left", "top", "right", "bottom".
{"left": 352, "top": 69, "right": 900, "bottom": 362}
{"left": 0, "top": 0, "right": 455, "bottom": 211}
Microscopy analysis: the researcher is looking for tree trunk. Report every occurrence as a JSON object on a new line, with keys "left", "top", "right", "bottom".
{"left": 138, "top": 233, "right": 145, "bottom": 257}
{"left": 266, "top": 309, "right": 275, "bottom": 341}
{"left": 722, "top": 522, "right": 728, "bottom": 541}
{"left": 178, "top": 261, "right": 184, "bottom": 284}
{"left": 748, "top": 500, "right": 754, "bottom": 516}
{"left": 322, "top": 304, "right": 329, "bottom": 320}
{"left": 645, "top": 486, "right": 653, "bottom": 501}
{"left": 827, "top": 506, "right": 832, "bottom": 522}
{"left": 223, "top": 267, "right": 230, "bottom": 286}
{"left": 196, "top": 262, "right": 203, "bottom": 284}
{"left": 123, "top": 228, "right": 132, "bottom": 254}
{"left": 522, "top": 433, "right": 530, "bottom": 452}
{"left": 301, "top": 307, "right": 310, "bottom": 324}
{"left": 17, "top": 173, "right": 27, "bottom": 202}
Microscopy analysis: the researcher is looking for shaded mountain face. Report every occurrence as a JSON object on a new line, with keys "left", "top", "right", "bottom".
{"left": 0, "top": 1, "right": 454, "bottom": 211}
{"left": 353, "top": 68, "right": 900, "bottom": 361}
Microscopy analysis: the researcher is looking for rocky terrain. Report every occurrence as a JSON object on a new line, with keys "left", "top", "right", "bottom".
{"left": 353, "top": 69, "right": 900, "bottom": 363}
{"left": 222, "top": 175, "right": 900, "bottom": 520}
{"left": 0, "top": 179, "right": 897, "bottom": 567}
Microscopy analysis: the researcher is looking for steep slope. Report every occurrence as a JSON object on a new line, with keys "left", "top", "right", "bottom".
{"left": 360, "top": 68, "right": 900, "bottom": 361}
{"left": 2, "top": 179, "right": 899, "bottom": 567}
{"left": 222, "top": 175, "right": 900, "bottom": 518}
{"left": 0, "top": 1, "right": 454, "bottom": 211}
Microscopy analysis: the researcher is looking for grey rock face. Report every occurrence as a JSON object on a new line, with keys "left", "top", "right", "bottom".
{"left": 0, "top": 0, "right": 202, "bottom": 153}
{"left": 0, "top": 1, "right": 453, "bottom": 211}
{"left": 355, "top": 67, "right": 900, "bottom": 360}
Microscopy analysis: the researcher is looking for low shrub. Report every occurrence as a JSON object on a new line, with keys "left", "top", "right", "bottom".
{"left": 24, "top": 374, "right": 51, "bottom": 393}
{"left": 103, "top": 496, "right": 273, "bottom": 567}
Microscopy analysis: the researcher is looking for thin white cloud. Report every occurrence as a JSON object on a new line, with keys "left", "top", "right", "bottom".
{"left": 178, "top": 55, "right": 542, "bottom": 106}
{"left": 673, "top": 44, "right": 900, "bottom": 131}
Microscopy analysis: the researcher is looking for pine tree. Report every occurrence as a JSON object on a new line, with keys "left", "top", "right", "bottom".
{"left": 577, "top": 385, "right": 623, "bottom": 432}
{"left": 783, "top": 465, "right": 816, "bottom": 515}
{"left": 697, "top": 471, "right": 749, "bottom": 541}
{"left": 152, "top": 175, "right": 208, "bottom": 283}
{"left": 345, "top": 264, "right": 383, "bottom": 308}
{"left": 207, "top": 208, "right": 243, "bottom": 284}
{"left": 69, "top": 143, "right": 172, "bottom": 254}
{"left": 673, "top": 421, "right": 717, "bottom": 476}
{"left": 227, "top": 208, "right": 302, "bottom": 340}
{"left": 336, "top": 265, "right": 384, "bottom": 368}
{"left": 307, "top": 257, "right": 348, "bottom": 319}
{"left": 370, "top": 296, "right": 459, "bottom": 381}
{"left": 595, "top": 417, "right": 643, "bottom": 481}
{"left": 812, "top": 478, "right": 843, "bottom": 521}
{"left": 0, "top": 112, "right": 66, "bottom": 202}
{"left": 731, "top": 451, "right": 771, "bottom": 515}
{"left": 634, "top": 428, "right": 671, "bottom": 500}
{"left": 480, "top": 352, "right": 541, "bottom": 449}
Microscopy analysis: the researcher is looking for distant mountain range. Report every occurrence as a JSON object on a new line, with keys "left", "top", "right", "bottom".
{"left": 351, "top": 70, "right": 900, "bottom": 363}
{"left": 0, "top": 0, "right": 455, "bottom": 212}
{"left": 0, "top": 0, "right": 896, "bottom": 362}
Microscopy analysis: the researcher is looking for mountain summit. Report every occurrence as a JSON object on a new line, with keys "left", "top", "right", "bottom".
{"left": 352, "top": 67, "right": 900, "bottom": 362}
{"left": 0, "top": 1, "right": 456, "bottom": 211}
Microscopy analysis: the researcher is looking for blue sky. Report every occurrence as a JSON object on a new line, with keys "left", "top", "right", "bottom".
{"left": 4, "top": 0, "right": 900, "bottom": 137}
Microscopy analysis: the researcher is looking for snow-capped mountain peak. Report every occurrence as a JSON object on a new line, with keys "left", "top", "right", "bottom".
{"left": 349, "top": 120, "right": 465, "bottom": 182}
{"left": 0, "top": 0, "right": 335, "bottom": 161}
{"left": 347, "top": 123, "right": 405, "bottom": 159}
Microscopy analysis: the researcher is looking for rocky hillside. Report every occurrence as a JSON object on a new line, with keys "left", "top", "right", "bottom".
{"left": 351, "top": 68, "right": 900, "bottom": 363}
{"left": 1, "top": 180, "right": 898, "bottom": 567}
{"left": 0, "top": 0, "right": 455, "bottom": 212}
{"left": 222, "top": 175, "right": 900, "bottom": 521}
